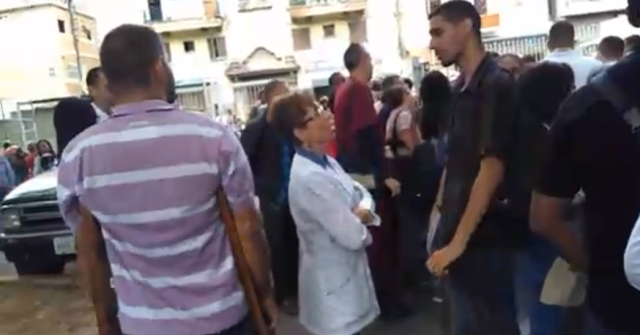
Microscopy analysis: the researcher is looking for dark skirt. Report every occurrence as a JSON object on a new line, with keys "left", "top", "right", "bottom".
{"left": 366, "top": 184, "right": 404, "bottom": 309}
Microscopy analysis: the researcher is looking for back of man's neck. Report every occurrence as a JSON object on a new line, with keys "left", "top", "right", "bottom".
{"left": 350, "top": 72, "right": 367, "bottom": 85}
{"left": 113, "top": 92, "right": 164, "bottom": 106}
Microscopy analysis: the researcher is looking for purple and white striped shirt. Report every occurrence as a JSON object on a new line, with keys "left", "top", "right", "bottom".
{"left": 57, "top": 100, "right": 255, "bottom": 335}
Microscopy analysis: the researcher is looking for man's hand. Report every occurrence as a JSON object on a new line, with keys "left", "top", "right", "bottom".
{"left": 353, "top": 206, "right": 374, "bottom": 224}
{"left": 426, "top": 241, "right": 466, "bottom": 277}
{"left": 384, "top": 178, "right": 401, "bottom": 197}
{"left": 262, "top": 294, "right": 278, "bottom": 330}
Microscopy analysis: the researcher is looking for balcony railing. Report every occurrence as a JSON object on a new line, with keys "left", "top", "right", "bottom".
{"left": 290, "top": 0, "right": 360, "bottom": 7}
{"left": 289, "top": 0, "right": 366, "bottom": 18}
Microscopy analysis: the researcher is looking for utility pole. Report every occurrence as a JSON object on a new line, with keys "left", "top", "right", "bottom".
{"left": 394, "top": 0, "right": 407, "bottom": 59}
{"left": 66, "top": 0, "right": 84, "bottom": 85}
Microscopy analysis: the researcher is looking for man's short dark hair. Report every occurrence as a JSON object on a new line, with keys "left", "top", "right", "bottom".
{"left": 548, "top": 21, "right": 575, "bottom": 49}
{"left": 521, "top": 54, "right": 537, "bottom": 63}
{"left": 429, "top": 0, "right": 482, "bottom": 40}
{"left": 263, "top": 79, "right": 284, "bottom": 103}
{"left": 85, "top": 67, "right": 102, "bottom": 88}
{"left": 625, "top": 34, "right": 640, "bottom": 50}
{"left": 382, "top": 75, "right": 400, "bottom": 90}
{"left": 343, "top": 43, "right": 364, "bottom": 71}
{"left": 598, "top": 36, "right": 625, "bottom": 59}
{"left": 403, "top": 77, "right": 413, "bottom": 90}
{"left": 370, "top": 79, "right": 382, "bottom": 92}
{"left": 328, "top": 72, "right": 343, "bottom": 86}
{"left": 100, "top": 24, "right": 164, "bottom": 89}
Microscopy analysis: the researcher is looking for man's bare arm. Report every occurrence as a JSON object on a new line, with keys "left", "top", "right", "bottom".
{"left": 76, "top": 205, "right": 120, "bottom": 335}
{"left": 431, "top": 169, "right": 446, "bottom": 213}
{"left": 233, "top": 206, "right": 274, "bottom": 300}
{"left": 451, "top": 157, "right": 504, "bottom": 247}
{"left": 530, "top": 193, "right": 586, "bottom": 269}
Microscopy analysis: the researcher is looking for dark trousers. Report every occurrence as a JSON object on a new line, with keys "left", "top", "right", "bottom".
{"left": 216, "top": 317, "right": 254, "bottom": 335}
{"left": 367, "top": 189, "right": 404, "bottom": 309}
{"left": 261, "top": 200, "right": 299, "bottom": 304}
{"left": 446, "top": 248, "right": 520, "bottom": 335}
{"left": 398, "top": 200, "right": 430, "bottom": 289}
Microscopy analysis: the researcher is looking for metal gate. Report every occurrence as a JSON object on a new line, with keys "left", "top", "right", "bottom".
{"left": 232, "top": 76, "right": 297, "bottom": 120}
{"left": 484, "top": 33, "right": 549, "bottom": 61}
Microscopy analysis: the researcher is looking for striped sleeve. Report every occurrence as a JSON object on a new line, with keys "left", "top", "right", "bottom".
{"left": 217, "top": 126, "right": 256, "bottom": 211}
{"left": 56, "top": 141, "right": 85, "bottom": 232}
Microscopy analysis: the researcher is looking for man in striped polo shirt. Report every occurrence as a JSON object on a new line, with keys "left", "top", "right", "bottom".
{"left": 57, "top": 24, "right": 275, "bottom": 335}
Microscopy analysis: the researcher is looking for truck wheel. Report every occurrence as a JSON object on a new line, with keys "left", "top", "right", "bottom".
{"left": 13, "top": 259, "right": 65, "bottom": 276}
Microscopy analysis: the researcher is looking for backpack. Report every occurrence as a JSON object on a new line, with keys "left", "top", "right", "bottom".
{"left": 477, "top": 77, "right": 550, "bottom": 245}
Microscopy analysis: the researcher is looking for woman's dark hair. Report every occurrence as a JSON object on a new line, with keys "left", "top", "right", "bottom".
{"left": 269, "top": 92, "right": 316, "bottom": 146}
{"left": 517, "top": 62, "right": 574, "bottom": 124}
{"left": 403, "top": 77, "right": 414, "bottom": 90}
{"left": 419, "top": 71, "right": 452, "bottom": 139}
{"left": 36, "top": 139, "right": 55, "bottom": 156}
{"left": 380, "top": 85, "right": 406, "bottom": 110}
{"left": 54, "top": 98, "right": 97, "bottom": 156}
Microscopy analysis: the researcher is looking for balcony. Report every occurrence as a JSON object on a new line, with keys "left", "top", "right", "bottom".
{"left": 289, "top": 0, "right": 366, "bottom": 21}
{"left": 145, "top": 0, "right": 222, "bottom": 34}
{"left": 146, "top": 17, "right": 223, "bottom": 34}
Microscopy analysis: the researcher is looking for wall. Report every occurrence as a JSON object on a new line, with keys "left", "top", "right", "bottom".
{"left": 294, "top": 21, "right": 351, "bottom": 88}
{"left": 488, "top": 0, "right": 551, "bottom": 38}
{"left": 81, "top": 0, "right": 146, "bottom": 42}
{"left": 0, "top": 7, "right": 69, "bottom": 100}
{"left": 225, "top": 1, "right": 294, "bottom": 60}
{"left": 164, "top": 29, "right": 227, "bottom": 83}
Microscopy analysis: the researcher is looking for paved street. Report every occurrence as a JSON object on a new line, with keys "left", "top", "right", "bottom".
{"left": 0, "top": 253, "right": 443, "bottom": 335}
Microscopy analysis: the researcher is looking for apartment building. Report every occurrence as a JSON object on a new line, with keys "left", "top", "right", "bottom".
{"left": 289, "top": 0, "right": 367, "bottom": 94}
{"left": 0, "top": 0, "right": 98, "bottom": 100}
{"left": 141, "top": 0, "right": 435, "bottom": 116}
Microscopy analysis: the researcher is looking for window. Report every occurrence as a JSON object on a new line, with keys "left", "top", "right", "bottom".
{"left": 322, "top": 24, "right": 335, "bottom": 38}
{"left": 57, "top": 19, "right": 65, "bottom": 33}
{"left": 148, "top": 0, "right": 163, "bottom": 21}
{"left": 292, "top": 28, "right": 311, "bottom": 51}
{"left": 163, "top": 42, "right": 172, "bottom": 62}
{"left": 82, "top": 26, "right": 92, "bottom": 40}
{"left": 66, "top": 64, "right": 80, "bottom": 79}
{"left": 183, "top": 40, "right": 195, "bottom": 53}
{"left": 349, "top": 20, "right": 367, "bottom": 43}
{"left": 207, "top": 36, "right": 227, "bottom": 60}
{"left": 474, "top": 0, "right": 487, "bottom": 15}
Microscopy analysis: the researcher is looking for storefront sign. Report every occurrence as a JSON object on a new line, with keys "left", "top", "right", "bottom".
{"left": 554, "top": 0, "right": 626, "bottom": 17}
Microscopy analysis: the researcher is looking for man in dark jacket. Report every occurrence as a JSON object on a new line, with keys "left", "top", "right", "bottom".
{"left": 240, "top": 79, "right": 299, "bottom": 314}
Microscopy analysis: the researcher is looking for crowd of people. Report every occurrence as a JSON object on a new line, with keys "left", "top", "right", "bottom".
{"left": 0, "top": 139, "right": 58, "bottom": 198}
{"left": 44, "top": 0, "right": 640, "bottom": 335}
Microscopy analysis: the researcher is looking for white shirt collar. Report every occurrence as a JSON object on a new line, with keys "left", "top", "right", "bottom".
{"left": 92, "top": 103, "right": 109, "bottom": 123}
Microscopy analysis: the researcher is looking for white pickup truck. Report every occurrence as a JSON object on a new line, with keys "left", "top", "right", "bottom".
{"left": 0, "top": 170, "right": 73, "bottom": 276}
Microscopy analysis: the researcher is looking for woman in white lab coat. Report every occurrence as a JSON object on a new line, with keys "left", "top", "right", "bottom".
{"left": 270, "top": 92, "right": 380, "bottom": 335}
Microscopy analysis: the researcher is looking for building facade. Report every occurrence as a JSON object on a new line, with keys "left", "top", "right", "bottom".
{"left": 0, "top": 0, "right": 99, "bottom": 100}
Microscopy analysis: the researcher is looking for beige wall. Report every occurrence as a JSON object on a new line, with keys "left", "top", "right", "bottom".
{"left": 0, "top": 4, "right": 98, "bottom": 100}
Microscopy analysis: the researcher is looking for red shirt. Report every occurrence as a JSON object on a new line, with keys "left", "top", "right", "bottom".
{"left": 333, "top": 79, "right": 377, "bottom": 152}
